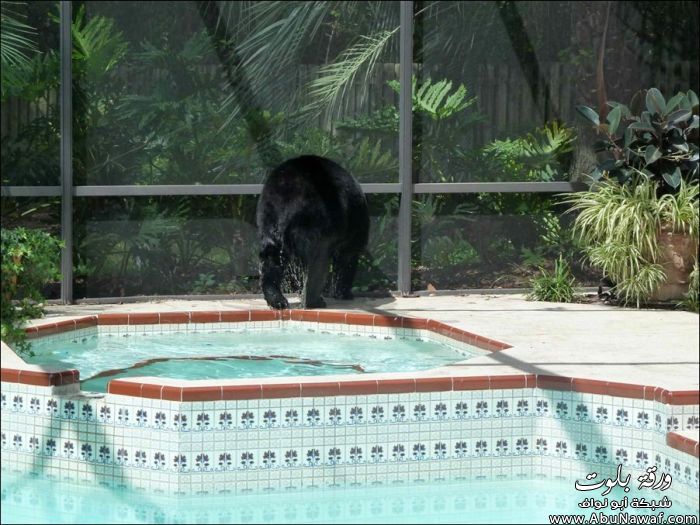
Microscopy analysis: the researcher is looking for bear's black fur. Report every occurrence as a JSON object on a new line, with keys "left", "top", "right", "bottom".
{"left": 256, "top": 155, "right": 370, "bottom": 309}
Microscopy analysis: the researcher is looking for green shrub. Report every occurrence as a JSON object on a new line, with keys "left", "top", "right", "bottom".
{"left": 575, "top": 88, "right": 698, "bottom": 192}
{"left": 1, "top": 227, "right": 63, "bottom": 355}
{"left": 562, "top": 178, "right": 698, "bottom": 307}
{"left": 527, "top": 255, "right": 576, "bottom": 303}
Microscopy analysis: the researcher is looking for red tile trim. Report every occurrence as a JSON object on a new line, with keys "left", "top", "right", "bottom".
{"left": 537, "top": 375, "right": 573, "bottom": 391}
{"left": 643, "top": 386, "right": 657, "bottom": 401}
{"left": 666, "top": 432, "right": 700, "bottom": 458}
{"left": 427, "top": 320, "right": 453, "bottom": 338}
{"left": 158, "top": 312, "right": 190, "bottom": 324}
{"left": 606, "top": 381, "right": 645, "bottom": 399}
{"left": 572, "top": 378, "right": 609, "bottom": 396}
{"left": 345, "top": 313, "right": 375, "bottom": 326}
{"left": 377, "top": 379, "right": 416, "bottom": 394}
{"left": 161, "top": 386, "right": 184, "bottom": 402}
{"left": 523, "top": 374, "right": 538, "bottom": 388}
{"left": 222, "top": 385, "right": 262, "bottom": 400}
{"left": 108, "top": 380, "right": 142, "bottom": 397}
{"left": 415, "top": 377, "right": 452, "bottom": 392}
{"left": 448, "top": 328, "right": 477, "bottom": 345}
{"left": 402, "top": 317, "right": 427, "bottom": 330}
{"left": 34, "top": 322, "right": 65, "bottom": 336}
{"left": 452, "top": 376, "right": 490, "bottom": 391}
{"left": 338, "top": 380, "right": 378, "bottom": 396}
{"left": 19, "top": 370, "right": 55, "bottom": 386}
{"left": 220, "top": 311, "right": 250, "bottom": 322}
{"left": 75, "top": 316, "right": 98, "bottom": 330}
{"left": 250, "top": 310, "right": 277, "bottom": 322}
{"left": 0, "top": 368, "right": 79, "bottom": 386}
{"left": 373, "top": 315, "right": 403, "bottom": 328}
{"left": 664, "top": 390, "right": 700, "bottom": 405}
{"left": 317, "top": 311, "right": 347, "bottom": 324}
{"left": 301, "top": 382, "right": 340, "bottom": 397}
{"left": 261, "top": 383, "right": 302, "bottom": 399}
{"left": 36, "top": 324, "right": 61, "bottom": 336}
{"left": 1, "top": 369, "right": 21, "bottom": 383}
{"left": 658, "top": 389, "right": 673, "bottom": 404}
{"left": 98, "top": 313, "right": 129, "bottom": 325}
{"left": 182, "top": 386, "right": 223, "bottom": 402}
{"left": 141, "top": 383, "right": 164, "bottom": 400}
{"left": 490, "top": 374, "right": 528, "bottom": 390}
{"left": 128, "top": 313, "right": 160, "bottom": 325}
{"left": 190, "top": 311, "right": 222, "bottom": 323}
{"left": 290, "top": 310, "right": 319, "bottom": 323}
{"left": 23, "top": 316, "right": 96, "bottom": 336}
{"left": 59, "top": 369, "right": 80, "bottom": 385}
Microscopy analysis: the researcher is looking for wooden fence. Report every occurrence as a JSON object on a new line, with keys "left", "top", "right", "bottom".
{"left": 2, "top": 61, "right": 697, "bottom": 148}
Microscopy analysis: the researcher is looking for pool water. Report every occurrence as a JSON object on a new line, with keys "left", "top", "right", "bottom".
{"left": 26, "top": 328, "right": 477, "bottom": 392}
{"left": 3, "top": 472, "right": 696, "bottom": 524}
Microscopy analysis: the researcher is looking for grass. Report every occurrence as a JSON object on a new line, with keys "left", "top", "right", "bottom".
{"left": 527, "top": 255, "right": 576, "bottom": 303}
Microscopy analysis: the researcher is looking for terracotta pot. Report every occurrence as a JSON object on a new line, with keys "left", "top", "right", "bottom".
{"left": 651, "top": 225, "right": 698, "bottom": 301}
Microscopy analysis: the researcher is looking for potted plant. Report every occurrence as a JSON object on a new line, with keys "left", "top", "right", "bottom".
{"left": 564, "top": 88, "right": 699, "bottom": 307}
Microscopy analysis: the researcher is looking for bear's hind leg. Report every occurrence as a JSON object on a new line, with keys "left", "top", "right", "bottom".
{"left": 301, "top": 242, "right": 331, "bottom": 309}
{"left": 260, "top": 241, "right": 289, "bottom": 310}
{"left": 332, "top": 248, "right": 361, "bottom": 300}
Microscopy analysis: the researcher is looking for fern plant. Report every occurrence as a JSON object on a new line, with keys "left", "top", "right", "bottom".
{"left": 345, "top": 137, "right": 397, "bottom": 182}
{"left": 483, "top": 121, "right": 575, "bottom": 182}
{"left": 387, "top": 76, "right": 478, "bottom": 121}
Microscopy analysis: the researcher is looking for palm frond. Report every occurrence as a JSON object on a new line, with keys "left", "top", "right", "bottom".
{"left": 300, "top": 28, "right": 397, "bottom": 123}
{"left": 0, "top": 1, "right": 37, "bottom": 99}
{"left": 217, "top": 1, "right": 334, "bottom": 130}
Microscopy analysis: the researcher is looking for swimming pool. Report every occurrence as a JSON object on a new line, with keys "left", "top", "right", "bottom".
{"left": 25, "top": 326, "right": 480, "bottom": 393}
{"left": 1, "top": 309, "right": 698, "bottom": 521}
{"left": 2, "top": 472, "right": 697, "bottom": 524}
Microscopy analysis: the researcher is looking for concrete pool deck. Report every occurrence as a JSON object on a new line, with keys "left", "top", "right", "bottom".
{"left": 27, "top": 293, "right": 699, "bottom": 394}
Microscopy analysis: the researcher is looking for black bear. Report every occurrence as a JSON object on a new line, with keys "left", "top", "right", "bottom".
{"left": 256, "top": 155, "right": 370, "bottom": 309}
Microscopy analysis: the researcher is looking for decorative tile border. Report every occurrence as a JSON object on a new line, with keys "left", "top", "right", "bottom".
{"left": 2, "top": 382, "right": 698, "bottom": 507}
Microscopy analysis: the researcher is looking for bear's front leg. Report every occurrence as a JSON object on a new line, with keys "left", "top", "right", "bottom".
{"left": 260, "top": 243, "right": 289, "bottom": 310}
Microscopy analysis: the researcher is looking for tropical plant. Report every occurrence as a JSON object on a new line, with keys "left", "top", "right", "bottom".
{"left": 304, "top": 29, "right": 398, "bottom": 121}
{"left": 562, "top": 178, "right": 699, "bottom": 307}
{"left": 0, "top": 1, "right": 37, "bottom": 99}
{"left": 527, "top": 255, "right": 576, "bottom": 303}
{"left": 575, "top": 87, "right": 699, "bottom": 193}
{"left": 1, "top": 4, "right": 134, "bottom": 186}
{"left": 1, "top": 227, "right": 63, "bottom": 355}
{"left": 482, "top": 121, "right": 576, "bottom": 182}
{"left": 387, "top": 77, "right": 478, "bottom": 122}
